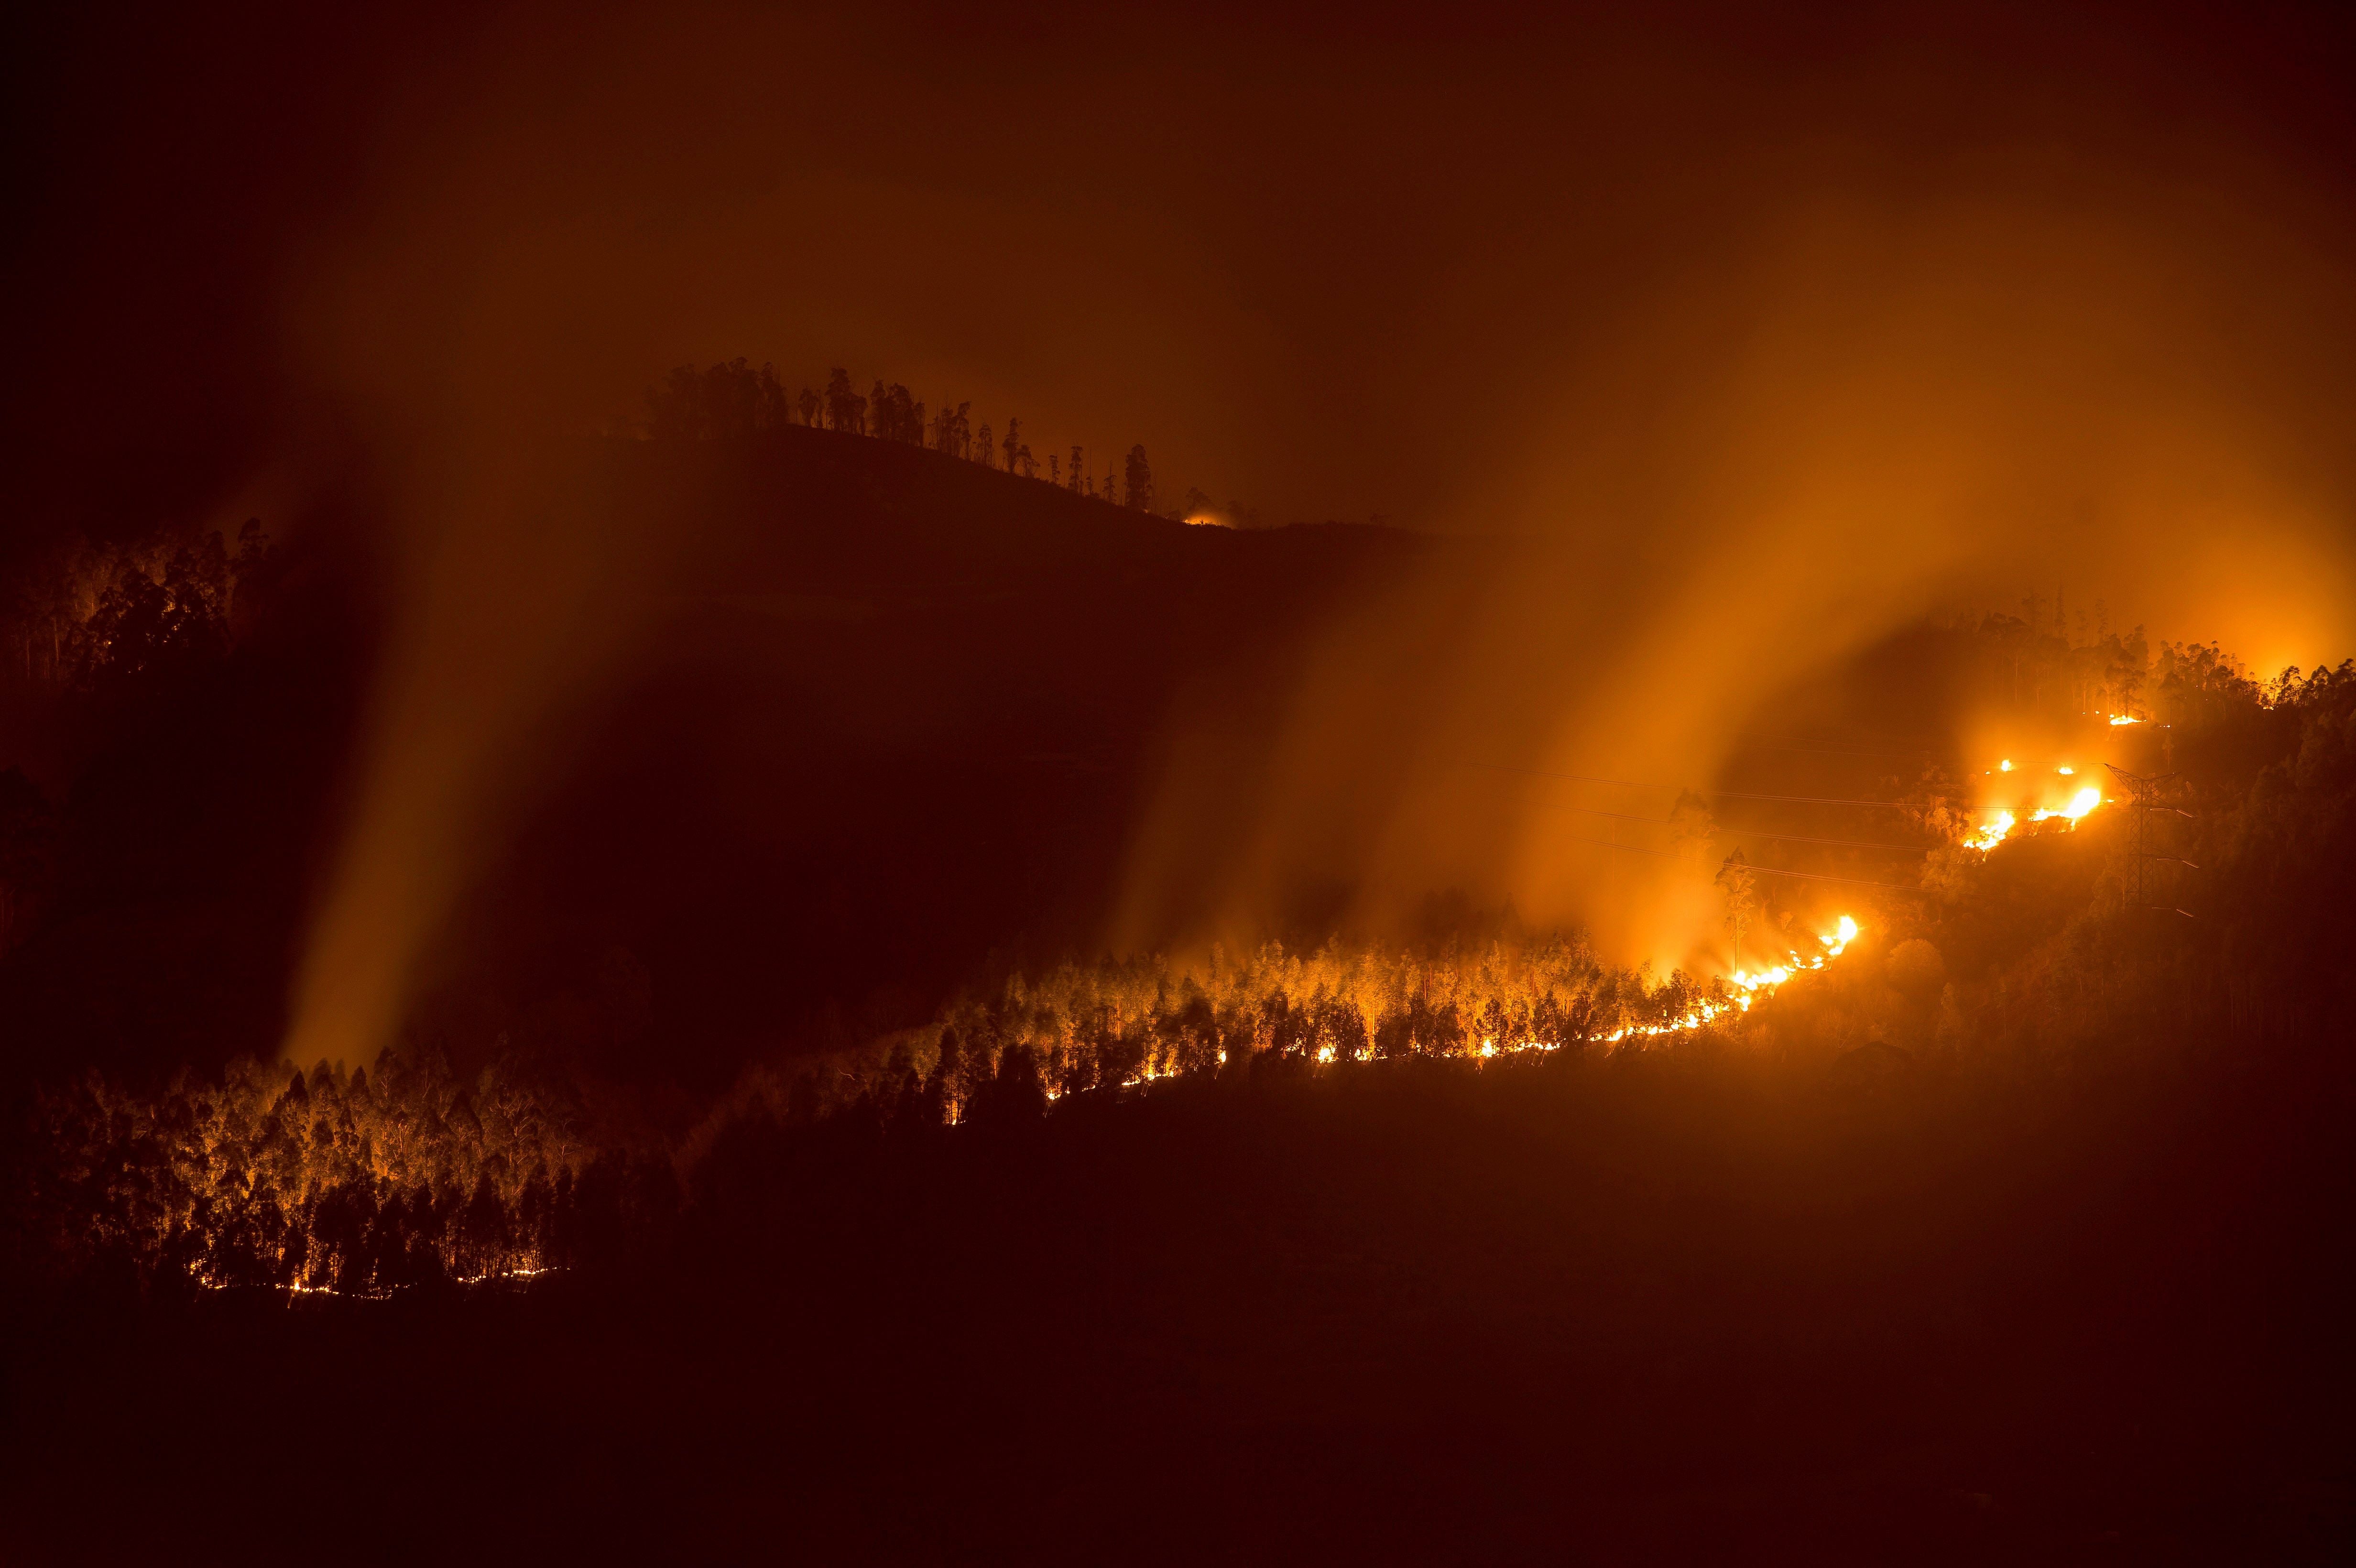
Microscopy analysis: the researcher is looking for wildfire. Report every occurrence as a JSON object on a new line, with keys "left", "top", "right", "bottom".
{"left": 1120, "top": 1063, "right": 1183, "bottom": 1089}
{"left": 2108, "top": 713, "right": 2141, "bottom": 726}
{"left": 1967, "top": 810, "right": 2016, "bottom": 851}
{"left": 1115, "top": 916, "right": 1873, "bottom": 1077}
{"left": 2035, "top": 784, "right": 2102, "bottom": 824}
{"left": 1969, "top": 758, "right": 2101, "bottom": 849}
{"left": 193, "top": 1261, "right": 559, "bottom": 1302}
{"left": 1601, "top": 915, "right": 1859, "bottom": 1042}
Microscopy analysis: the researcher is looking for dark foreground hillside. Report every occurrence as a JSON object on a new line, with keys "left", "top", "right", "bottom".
{"left": 7, "top": 1040, "right": 2351, "bottom": 1565}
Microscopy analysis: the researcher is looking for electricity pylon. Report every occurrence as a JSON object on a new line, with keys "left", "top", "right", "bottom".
{"left": 2103, "top": 763, "right": 2197, "bottom": 916}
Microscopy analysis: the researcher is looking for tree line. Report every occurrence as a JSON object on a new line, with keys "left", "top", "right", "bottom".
{"left": 15, "top": 930, "right": 1705, "bottom": 1296}
{"left": 3, "top": 521, "right": 270, "bottom": 689}
{"left": 644, "top": 359, "right": 1173, "bottom": 516}
{"left": 22, "top": 1047, "right": 676, "bottom": 1297}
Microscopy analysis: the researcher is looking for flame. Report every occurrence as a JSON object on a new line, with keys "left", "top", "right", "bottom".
{"left": 1264, "top": 917, "right": 1869, "bottom": 1059}
{"left": 1970, "top": 749, "right": 2103, "bottom": 849}
{"left": 1968, "top": 809, "right": 2016, "bottom": 850}
{"left": 2032, "top": 784, "right": 2102, "bottom": 823}
{"left": 1602, "top": 915, "right": 1861, "bottom": 1042}
{"left": 2108, "top": 714, "right": 2141, "bottom": 726}
{"left": 194, "top": 1261, "right": 561, "bottom": 1302}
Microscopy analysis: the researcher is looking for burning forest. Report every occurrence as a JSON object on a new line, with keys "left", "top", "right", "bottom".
{"left": 7, "top": 3, "right": 2356, "bottom": 1563}
{"left": 25, "top": 613, "right": 2350, "bottom": 1318}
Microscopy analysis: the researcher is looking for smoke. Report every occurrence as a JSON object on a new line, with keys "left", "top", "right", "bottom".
{"left": 1113, "top": 150, "right": 2356, "bottom": 968}
{"left": 244, "top": 4, "right": 2356, "bottom": 1056}
{"left": 277, "top": 207, "right": 677, "bottom": 1066}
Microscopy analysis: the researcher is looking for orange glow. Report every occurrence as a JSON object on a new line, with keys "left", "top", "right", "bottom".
{"left": 1602, "top": 915, "right": 1860, "bottom": 1042}
{"left": 2033, "top": 785, "right": 2103, "bottom": 824}
{"left": 1970, "top": 757, "right": 2102, "bottom": 850}
{"left": 1968, "top": 810, "right": 2017, "bottom": 850}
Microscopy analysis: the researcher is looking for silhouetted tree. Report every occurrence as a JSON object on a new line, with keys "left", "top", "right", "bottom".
{"left": 643, "top": 359, "right": 789, "bottom": 439}
{"left": 869, "top": 381, "right": 924, "bottom": 444}
{"left": 824, "top": 369, "right": 866, "bottom": 434}
{"left": 1716, "top": 852, "right": 1760, "bottom": 963}
{"left": 966, "top": 1043, "right": 1048, "bottom": 1127}
{"left": 1123, "top": 445, "right": 1154, "bottom": 511}
{"left": 931, "top": 401, "right": 972, "bottom": 458}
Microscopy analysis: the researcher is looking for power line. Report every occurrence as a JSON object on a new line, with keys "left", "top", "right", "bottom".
{"left": 1556, "top": 833, "right": 1925, "bottom": 892}
{"left": 1485, "top": 762, "right": 1922, "bottom": 810}
{"left": 1703, "top": 788, "right": 1922, "bottom": 811}
{"left": 1743, "top": 737, "right": 1950, "bottom": 760}
{"left": 2104, "top": 762, "right": 2198, "bottom": 915}
{"left": 1538, "top": 800, "right": 1929, "bottom": 854}
{"left": 1729, "top": 864, "right": 1928, "bottom": 891}
{"left": 1716, "top": 825, "right": 1932, "bottom": 854}
{"left": 1476, "top": 763, "right": 1656, "bottom": 792}
{"left": 1560, "top": 832, "right": 1679, "bottom": 860}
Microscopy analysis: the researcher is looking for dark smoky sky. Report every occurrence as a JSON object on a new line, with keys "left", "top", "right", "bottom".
{"left": 9, "top": 3, "right": 2355, "bottom": 658}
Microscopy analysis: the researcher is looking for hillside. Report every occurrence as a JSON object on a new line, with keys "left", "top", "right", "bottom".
{"left": 0, "top": 426, "right": 1422, "bottom": 1092}
{"left": 7, "top": 422, "right": 2356, "bottom": 1565}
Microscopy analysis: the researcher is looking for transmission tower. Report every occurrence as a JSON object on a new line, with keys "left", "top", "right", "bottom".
{"left": 2104, "top": 763, "right": 2197, "bottom": 916}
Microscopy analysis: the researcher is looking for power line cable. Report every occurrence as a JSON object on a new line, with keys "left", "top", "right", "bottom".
{"left": 1555, "top": 833, "right": 1925, "bottom": 892}
{"left": 1538, "top": 800, "right": 1930, "bottom": 854}
{"left": 1743, "top": 738, "right": 1951, "bottom": 760}
{"left": 1701, "top": 787, "right": 1923, "bottom": 810}
{"left": 1479, "top": 761, "right": 1934, "bottom": 811}
{"left": 1716, "top": 825, "right": 1932, "bottom": 854}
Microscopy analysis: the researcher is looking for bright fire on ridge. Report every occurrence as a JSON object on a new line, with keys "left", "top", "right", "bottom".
{"left": 1311, "top": 917, "right": 1861, "bottom": 1061}
{"left": 1970, "top": 738, "right": 2105, "bottom": 851}
{"left": 1069, "top": 736, "right": 2133, "bottom": 1100}
{"left": 1076, "top": 916, "right": 1872, "bottom": 1091}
